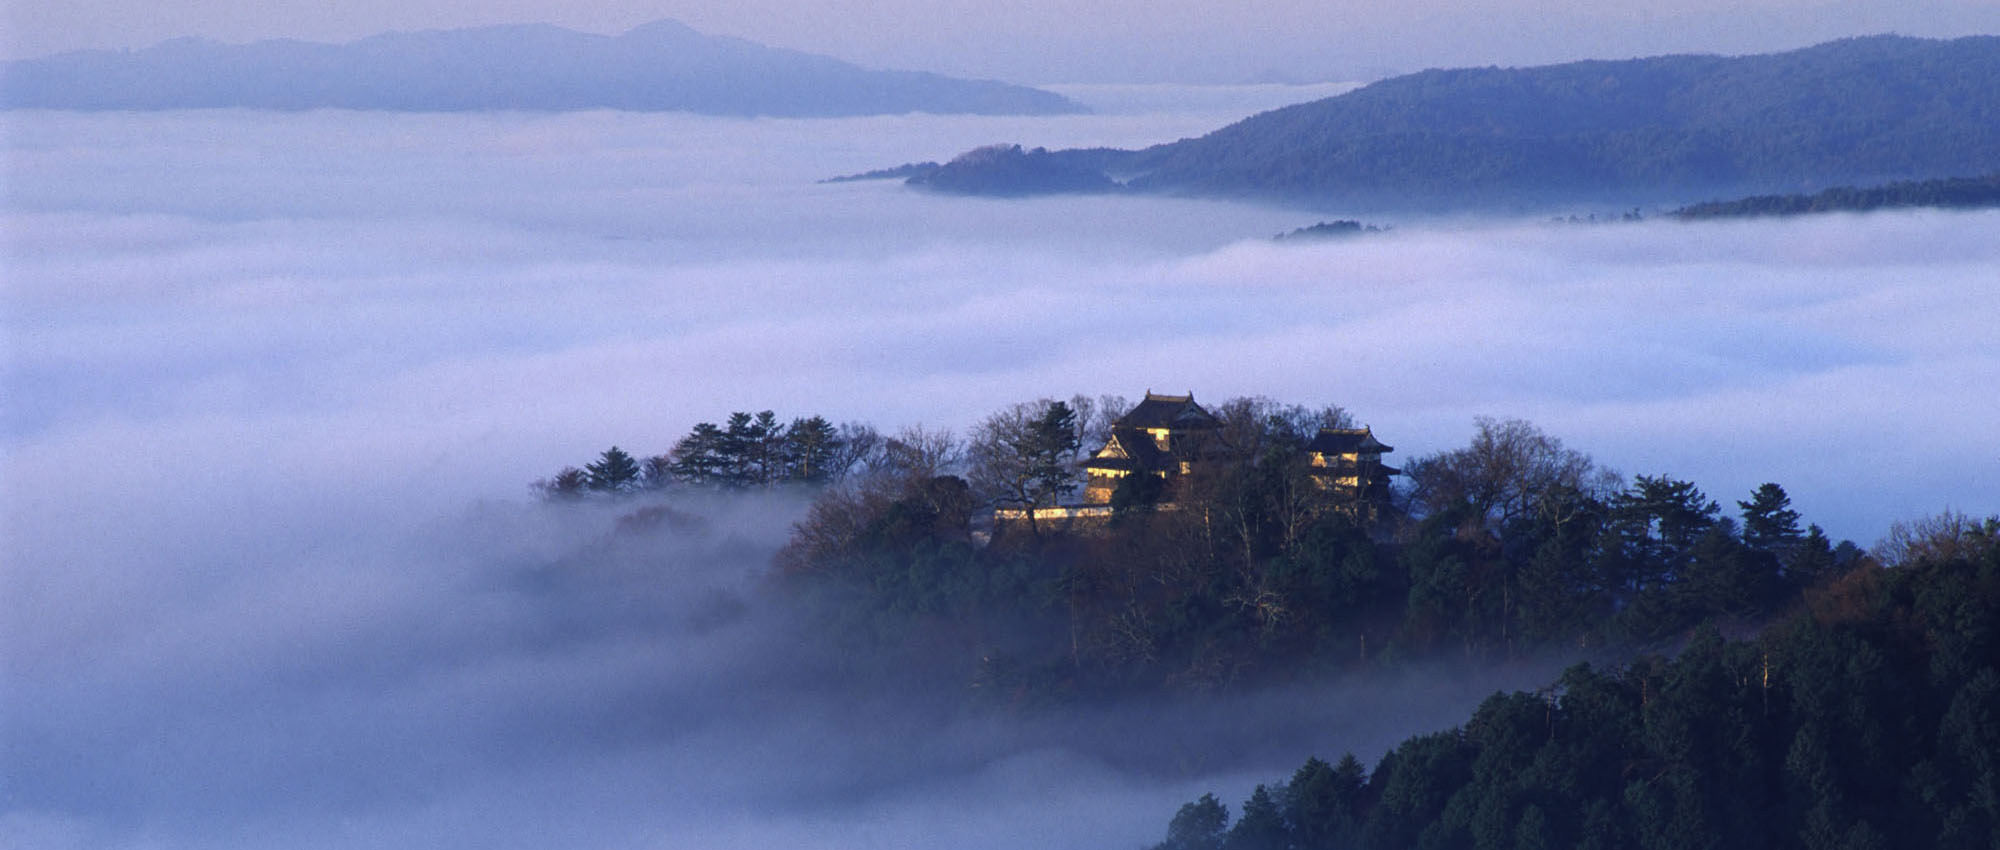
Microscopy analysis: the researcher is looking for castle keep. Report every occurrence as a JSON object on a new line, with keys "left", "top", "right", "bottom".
{"left": 1080, "top": 392, "right": 1229, "bottom": 504}
{"left": 996, "top": 391, "right": 1398, "bottom": 531}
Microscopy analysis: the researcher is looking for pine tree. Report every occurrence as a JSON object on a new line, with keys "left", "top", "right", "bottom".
{"left": 1285, "top": 755, "right": 1367, "bottom": 850}
{"left": 1786, "top": 525, "right": 1840, "bottom": 590}
{"left": 670, "top": 422, "right": 727, "bottom": 484}
{"left": 1021, "top": 400, "right": 1081, "bottom": 508}
{"left": 586, "top": 446, "right": 641, "bottom": 492}
{"left": 1223, "top": 785, "right": 1290, "bottom": 850}
{"left": 534, "top": 466, "right": 590, "bottom": 500}
{"left": 719, "top": 412, "right": 766, "bottom": 486}
{"left": 1739, "top": 483, "right": 1804, "bottom": 554}
{"left": 784, "top": 415, "right": 843, "bottom": 483}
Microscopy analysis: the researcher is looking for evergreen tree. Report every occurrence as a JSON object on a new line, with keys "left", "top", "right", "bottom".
{"left": 719, "top": 411, "right": 782, "bottom": 486}
{"left": 586, "top": 446, "right": 641, "bottom": 492}
{"left": 784, "top": 415, "right": 843, "bottom": 483}
{"left": 639, "top": 454, "right": 674, "bottom": 490}
{"left": 1739, "top": 483, "right": 1803, "bottom": 554}
{"left": 670, "top": 422, "right": 727, "bottom": 484}
{"left": 1224, "top": 785, "right": 1291, "bottom": 850}
{"left": 1109, "top": 470, "right": 1167, "bottom": 516}
{"left": 1156, "top": 793, "right": 1229, "bottom": 850}
{"left": 1025, "top": 400, "right": 1082, "bottom": 505}
{"left": 1362, "top": 731, "right": 1476, "bottom": 850}
{"left": 1786, "top": 524, "right": 1840, "bottom": 590}
{"left": 534, "top": 466, "right": 590, "bottom": 500}
{"left": 1610, "top": 475, "right": 1720, "bottom": 597}
{"left": 748, "top": 410, "right": 785, "bottom": 483}
{"left": 1284, "top": 756, "right": 1367, "bottom": 850}
{"left": 1675, "top": 522, "right": 1767, "bottom": 619}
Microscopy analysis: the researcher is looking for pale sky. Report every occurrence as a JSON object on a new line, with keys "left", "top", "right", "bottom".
{"left": 7, "top": 0, "right": 1999, "bottom": 82}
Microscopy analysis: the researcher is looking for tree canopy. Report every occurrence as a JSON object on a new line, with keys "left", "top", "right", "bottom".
{"left": 1149, "top": 516, "right": 2000, "bottom": 850}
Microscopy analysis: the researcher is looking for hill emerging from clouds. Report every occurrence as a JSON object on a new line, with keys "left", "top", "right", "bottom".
{"left": 910, "top": 35, "right": 2000, "bottom": 209}
{"left": 0, "top": 20, "right": 1084, "bottom": 117}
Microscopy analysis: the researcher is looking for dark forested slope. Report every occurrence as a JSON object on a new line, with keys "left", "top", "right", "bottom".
{"left": 1147, "top": 517, "right": 2000, "bottom": 850}
{"left": 915, "top": 36, "right": 2000, "bottom": 209}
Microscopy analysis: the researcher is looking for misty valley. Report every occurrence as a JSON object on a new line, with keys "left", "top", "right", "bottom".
{"left": 5, "top": 44, "right": 2000, "bottom": 850}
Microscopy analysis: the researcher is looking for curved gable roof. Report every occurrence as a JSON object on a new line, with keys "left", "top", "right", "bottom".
{"left": 1114, "top": 391, "right": 1220, "bottom": 431}
{"left": 1307, "top": 427, "right": 1393, "bottom": 455}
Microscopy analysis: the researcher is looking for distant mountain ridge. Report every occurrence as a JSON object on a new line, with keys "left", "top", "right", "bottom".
{"left": 0, "top": 20, "right": 1084, "bottom": 116}
{"left": 911, "top": 35, "right": 2000, "bottom": 208}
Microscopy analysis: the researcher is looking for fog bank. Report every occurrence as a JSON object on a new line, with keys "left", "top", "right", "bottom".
{"left": 1, "top": 486, "right": 1557, "bottom": 849}
{"left": 7, "top": 108, "right": 1995, "bottom": 537}
{"left": 4, "top": 101, "right": 1997, "bottom": 847}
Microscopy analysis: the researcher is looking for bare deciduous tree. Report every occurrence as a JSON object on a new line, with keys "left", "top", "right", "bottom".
{"left": 1404, "top": 416, "right": 1619, "bottom": 527}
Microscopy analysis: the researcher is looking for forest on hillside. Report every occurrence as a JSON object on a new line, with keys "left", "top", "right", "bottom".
{"left": 1145, "top": 515, "right": 2000, "bottom": 850}
{"left": 537, "top": 395, "right": 1997, "bottom": 848}
{"left": 538, "top": 396, "right": 1879, "bottom": 698}
{"left": 908, "top": 36, "right": 2000, "bottom": 209}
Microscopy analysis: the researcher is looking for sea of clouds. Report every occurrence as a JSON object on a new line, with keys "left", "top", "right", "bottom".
{"left": 4, "top": 87, "right": 1997, "bottom": 848}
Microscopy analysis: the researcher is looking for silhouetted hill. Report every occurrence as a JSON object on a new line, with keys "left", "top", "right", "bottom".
{"left": 906, "top": 145, "right": 1122, "bottom": 195}
{"left": 912, "top": 36, "right": 2000, "bottom": 208}
{"left": 0, "top": 20, "right": 1084, "bottom": 117}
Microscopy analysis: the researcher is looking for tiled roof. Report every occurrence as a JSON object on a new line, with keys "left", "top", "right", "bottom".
{"left": 1307, "top": 427, "right": 1393, "bottom": 455}
{"left": 1113, "top": 391, "right": 1221, "bottom": 430}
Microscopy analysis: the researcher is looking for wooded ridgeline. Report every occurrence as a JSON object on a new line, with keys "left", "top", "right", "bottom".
{"left": 536, "top": 394, "right": 1908, "bottom": 698}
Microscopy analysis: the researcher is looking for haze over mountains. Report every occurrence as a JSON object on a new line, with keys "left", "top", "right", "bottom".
{"left": 0, "top": 20, "right": 1084, "bottom": 116}
{"left": 910, "top": 36, "right": 2000, "bottom": 209}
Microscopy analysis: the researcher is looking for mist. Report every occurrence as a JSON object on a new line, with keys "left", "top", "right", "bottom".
{"left": 4, "top": 96, "right": 1998, "bottom": 847}
{"left": 3, "top": 485, "right": 1552, "bottom": 849}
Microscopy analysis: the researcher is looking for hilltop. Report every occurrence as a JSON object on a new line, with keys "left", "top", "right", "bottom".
{"left": 909, "top": 36, "right": 2000, "bottom": 209}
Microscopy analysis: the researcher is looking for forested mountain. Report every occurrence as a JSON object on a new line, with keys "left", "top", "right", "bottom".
{"left": 1148, "top": 516, "right": 2000, "bottom": 850}
{"left": 0, "top": 20, "right": 1083, "bottom": 116}
{"left": 912, "top": 36, "right": 2000, "bottom": 209}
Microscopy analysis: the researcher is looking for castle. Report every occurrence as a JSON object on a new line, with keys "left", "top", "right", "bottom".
{"left": 1080, "top": 392, "right": 1230, "bottom": 504}
{"left": 995, "top": 391, "right": 1398, "bottom": 531}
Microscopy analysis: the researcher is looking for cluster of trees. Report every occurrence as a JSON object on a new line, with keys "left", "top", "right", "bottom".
{"left": 542, "top": 397, "right": 1877, "bottom": 699}
{"left": 1149, "top": 514, "right": 2000, "bottom": 850}
{"left": 1394, "top": 418, "right": 1865, "bottom": 653}
{"left": 1672, "top": 173, "right": 2000, "bottom": 219}
{"left": 532, "top": 411, "right": 879, "bottom": 498}
{"left": 777, "top": 397, "right": 1865, "bottom": 696}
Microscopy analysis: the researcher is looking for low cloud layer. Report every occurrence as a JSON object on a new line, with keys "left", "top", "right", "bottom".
{"left": 4, "top": 101, "right": 1998, "bottom": 848}
{"left": 2, "top": 488, "right": 1546, "bottom": 849}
